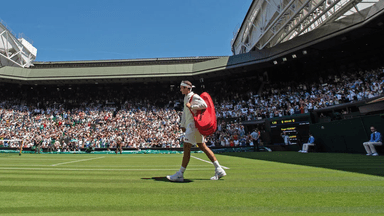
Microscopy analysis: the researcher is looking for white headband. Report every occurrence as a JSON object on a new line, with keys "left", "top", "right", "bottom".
{"left": 180, "top": 82, "right": 195, "bottom": 88}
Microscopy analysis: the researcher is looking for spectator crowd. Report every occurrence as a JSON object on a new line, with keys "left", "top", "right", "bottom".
{"left": 213, "top": 69, "right": 384, "bottom": 121}
{"left": 0, "top": 68, "right": 383, "bottom": 151}
{"left": 0, "top": 103, "right": 183, "bottom": 151}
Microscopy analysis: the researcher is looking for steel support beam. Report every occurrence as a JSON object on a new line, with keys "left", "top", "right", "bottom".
{"left": 231, "top": 0, "right": 379, "bottom": 55}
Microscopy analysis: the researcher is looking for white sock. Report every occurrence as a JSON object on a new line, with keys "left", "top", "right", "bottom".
{"left": 179, "top": 166, "right": 186, "bottom": 173}
{"left": 213, "top": 161, "right": 221, "bottom": 169}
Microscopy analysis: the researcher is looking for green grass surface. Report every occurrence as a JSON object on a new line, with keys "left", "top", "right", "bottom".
{"left": 0, "top": 152, "right": 383, "bottom": 215}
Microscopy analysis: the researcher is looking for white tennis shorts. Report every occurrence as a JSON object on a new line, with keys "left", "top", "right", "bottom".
{"left": 184, "top": 122, "right": 205, "bottom": 145}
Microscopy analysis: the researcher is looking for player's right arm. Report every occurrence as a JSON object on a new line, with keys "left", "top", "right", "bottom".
{"left": 180, "top": 104, "right": 186, "bottom": 131}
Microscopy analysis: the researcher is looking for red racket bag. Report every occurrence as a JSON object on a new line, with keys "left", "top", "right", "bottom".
{"left": 189, "top": 92, "right": 217, "bottom": 136}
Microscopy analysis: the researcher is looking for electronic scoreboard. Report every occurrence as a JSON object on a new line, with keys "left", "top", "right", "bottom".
{"left": 269, "top": 116, "right": 310, "bottom": 145}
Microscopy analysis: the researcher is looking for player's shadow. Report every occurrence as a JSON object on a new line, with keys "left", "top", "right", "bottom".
{"left": 141, "top": 177, "right": 193, "bottom": 183}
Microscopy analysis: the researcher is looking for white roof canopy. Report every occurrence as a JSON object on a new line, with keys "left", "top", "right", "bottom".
{"left": 232, "top": 0, "right": 380, "bottom": 55}
{"left": 0, "top": 20, "right": 37, "bottom": 68}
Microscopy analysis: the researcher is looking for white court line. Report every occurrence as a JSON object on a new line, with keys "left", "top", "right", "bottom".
{"left": 191, "top": 156, "right": 230, "bottom": 170}
{"left": 0, "top": 167, "right": 214, "bottom": 171}
{"left": 51, "top": 156, "right": 105, "bottom": 166}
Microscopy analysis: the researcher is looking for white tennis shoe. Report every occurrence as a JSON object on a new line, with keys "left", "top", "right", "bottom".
{"left": 210, "top": 167, "right": 226, "bottom": 180}
{"left": 166, "top": 171, "right": 184, "bottom": 182}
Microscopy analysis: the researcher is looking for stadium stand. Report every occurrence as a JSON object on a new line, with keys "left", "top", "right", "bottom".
{"left": 0, "top": 65, "right": 383, "bottom": 153}
{"left": 214, "top": 68, "right": 384, "bottom": 120}
{"left": 1, "top": 0, "right": 384, "bottom": 155}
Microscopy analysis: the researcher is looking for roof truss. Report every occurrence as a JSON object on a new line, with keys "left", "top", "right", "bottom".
{"left": 232, "top": 0, "right": 379, "bottom": 54}
{"left": 0, "top": 21, "right": 36, "bottom": 68}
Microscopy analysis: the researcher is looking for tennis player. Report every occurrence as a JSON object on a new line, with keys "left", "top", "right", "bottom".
{"left": 167, "top": 81, "right": 226, "bottom": 182}
{"left": 115, "top": 135, "right": 123, "bottom": 154}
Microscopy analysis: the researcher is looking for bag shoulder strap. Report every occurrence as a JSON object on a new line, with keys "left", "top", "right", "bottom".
{"left": 188, "top": 94, "right": 196, "bottom": 117}
{"left": 188, "top": 94, "right": 195, "bottom": 103}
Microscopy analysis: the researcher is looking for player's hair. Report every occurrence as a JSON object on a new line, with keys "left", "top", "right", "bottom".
{"left": 181, "top": 80, "right": 194, "bottom": 89}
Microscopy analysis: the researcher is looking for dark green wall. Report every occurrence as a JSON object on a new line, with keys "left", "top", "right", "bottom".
{"left": 309, "top": 114, "right": 384, "bottom": 153}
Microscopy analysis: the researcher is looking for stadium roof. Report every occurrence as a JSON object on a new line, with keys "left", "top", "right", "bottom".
{"left": 0, "top": 1, "right": 384, "bottom": 85}
{"left": 32, "top": 56, "right": 225, "bottom": 68}
{"left": 0, "top": 56, "right": 233, "bottom": 84}
{"left": 231, "top": 0, "right": 381, "bottom": 55}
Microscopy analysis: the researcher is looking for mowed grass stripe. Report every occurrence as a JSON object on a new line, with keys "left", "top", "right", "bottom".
{"left": 1, "top": 177, "right": 383, "bottom": 192}
{"left": 2, "top": 206, "right": 383, "bottom": 216}
{"left": 0, "top": 152, "right": 383, "bottom": 215}
{"left": 0, "top": 167, "right": 215, "bottom": 171}
{"left": 1, "top": 154, "right": 184, "bottom": 167}
{"left": 0, "top": 191, "right": 383, "bottom": 215}
{"left": 0, "top": 164, "right": 213, "bottom": 168}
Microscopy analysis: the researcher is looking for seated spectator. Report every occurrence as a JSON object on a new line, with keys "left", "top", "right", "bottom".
{"left": 363, "top": 126, "right": 382, "bottom": 156}
{"left": 299, "top": 133, "right": 315, "bottom": 153}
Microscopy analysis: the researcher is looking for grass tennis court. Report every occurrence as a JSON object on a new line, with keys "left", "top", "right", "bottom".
{"left": 0, "top": 152, "right": 383, "bottom": 215}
